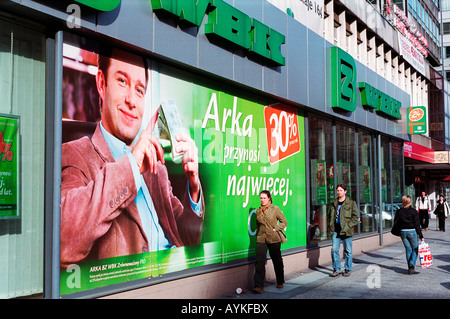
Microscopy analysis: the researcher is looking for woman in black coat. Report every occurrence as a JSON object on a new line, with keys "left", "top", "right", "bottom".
{"left": 393, "top": 195, "right": 424, "bottom": 274}
{"left": 434, "top": 195, "right": 448, "bottom": 231}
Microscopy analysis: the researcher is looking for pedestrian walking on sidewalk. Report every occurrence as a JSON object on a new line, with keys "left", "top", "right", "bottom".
{"left": 253, "top": 190, "right": 288, "bottom": 294}
{"left": 327, "top": 184, "right": 358, "bottom": 277}
{"left": 433, "top": 195, "right": 448, "bottom": 232}
{"left": 415, "top": 191, "right": 431, "bottom": 231}
{"left": 394, "top": 195, "right": 424, "bottom": 274}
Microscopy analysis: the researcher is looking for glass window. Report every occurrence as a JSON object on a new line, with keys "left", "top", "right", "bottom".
{"left": 391, "top": 141, "right": 404, "bottom": 227}
{"left": 308, "top": 117, "right": 402, "bottom": 239}
{"left": 336, "top": 124, "right": 357, "bottom": 200}
{"left": 391, "top": 141, "right": 404, "bottom": 206}
{"left": 444, "top": 23, "right": 450, "bottom": 35}
{"left": 358, "top": 131, "right": 376, "bottom": 233}
{"left": 393, "top": 0, "right": 404, "bottom": 10}
{"left": 421, "top": 5, "right": 425, "bottom": 23}
{"left": 446, "top": 116, "right": 450, "bottom": 143}
{"left": 308, "top": 115, "right": 333, "bottom": 244}
{"left": 447, "top": 93, "right": 450, "bottom": 114}
{"left": 380, "top": 137, "right": 393, "bottom": 230}
{"left": 446, "top": 46, "right": 450, "bottom": 58}
{"left": 336, "top": 124, "right": 357, "bottom": 234}
{"left": 443, "top": 0, "right": 450, "bottom": 11}
{"left": 0, "top": 17, "right": 45, "bottom": 298}
{"left": 418, "top": 4, "right": 422, "bottom": 22}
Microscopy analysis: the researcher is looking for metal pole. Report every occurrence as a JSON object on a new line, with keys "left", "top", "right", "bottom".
{"left": 441, "top": 0, "right": 447, "bottom": 153}
{"left": 332, "top": 124, "right": 337, "bottom": 195}
{"left": 355, "top": 130, "right": 361, "bottom": 235}
{"left": 441, "top": 0, "right": 445, "bottom": 83}
{"left": 378, "top": 134, "right": 383, "bottom": 246}
{"left": 44, "top": 30, "right": 63, "bottom": 299}
{"left": 304, "top": 113, "right": 312, "bottom": 244}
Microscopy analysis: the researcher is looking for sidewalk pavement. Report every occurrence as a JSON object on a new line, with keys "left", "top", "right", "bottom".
{"left": 215, "top": 219, "right": 450, "bottom": 299}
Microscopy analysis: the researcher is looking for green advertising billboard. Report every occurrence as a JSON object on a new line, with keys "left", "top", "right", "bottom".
{"left": 60, "top": 50, "right": 306, "bottom": 296}
{"left": 0, "top": 115, "right": 19, "bottom": 219}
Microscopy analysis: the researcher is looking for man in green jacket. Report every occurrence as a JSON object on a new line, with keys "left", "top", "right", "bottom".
{"left": 327, "top": 184, "right": 359, "bottom": 277}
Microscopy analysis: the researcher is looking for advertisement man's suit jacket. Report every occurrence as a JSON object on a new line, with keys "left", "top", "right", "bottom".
{"left": 60, "top": 125, "right": 204, "bottom": 268}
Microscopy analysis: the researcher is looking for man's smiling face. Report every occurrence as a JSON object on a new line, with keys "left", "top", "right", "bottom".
{"left": 97, "top": 48, "right": 147, "bottom": 146}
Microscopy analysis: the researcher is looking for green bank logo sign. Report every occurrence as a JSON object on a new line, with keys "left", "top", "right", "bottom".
{"left": 62, "top": 0, "right": 286, "bottom": 66}
{"left": 151, "top": 0, "right": 286, "bottom": 66}
{"left": 330, "top": 47, "right": 402, "bottom": 120}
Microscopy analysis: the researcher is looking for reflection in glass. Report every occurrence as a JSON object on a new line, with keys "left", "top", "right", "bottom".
{"left": 309, "top": 115, "right": 333, "bottom": 244}
{"left": 336, "top": 124, "right": 356, "bottom": 234}
{"left": 381, "top": 137, "right": 393, "bottom": 229}
{"left": 358, "top": 131, "right": 375, "bottom": 233}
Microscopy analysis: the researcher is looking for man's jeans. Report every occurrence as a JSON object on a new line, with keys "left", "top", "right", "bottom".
{"left": 418, "top": 209, "right": 429, "bottom": 229}
{"left": 400, "top": 229, "right": 419, "bottom": 267}
{"left": 331, "top": 232, "right": 353, "bottom": 272}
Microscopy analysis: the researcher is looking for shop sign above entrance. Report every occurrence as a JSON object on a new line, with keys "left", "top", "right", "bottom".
{"left": 404, "top": 142, "right": 434, "bottom": 164}
{"left": 43, "top": 0, "right": 286, "bottom": 65}
{"left": 151, "top": 0, "right": 286, "bottom": 66}
{"left": 330, "top": 47, "right": 402, "bottom": 120}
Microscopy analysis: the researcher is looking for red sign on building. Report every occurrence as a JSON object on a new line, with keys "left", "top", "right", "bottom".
{"left": 264, "top": 103, "right": 301, "bottom": 164}
{"left": 404, "top": 142, "right": 434, "bottom": 164}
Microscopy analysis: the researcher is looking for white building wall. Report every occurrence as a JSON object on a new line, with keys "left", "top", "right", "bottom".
{"left": 326, "top": 0, "right": 429, "bottom": 132}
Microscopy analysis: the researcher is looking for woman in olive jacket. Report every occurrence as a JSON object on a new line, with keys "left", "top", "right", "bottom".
{"left": 394, "top": 195, "right": 424, "bottom": 274}
{"left": 253, "top": 190, "right": 287, "bottom": 293}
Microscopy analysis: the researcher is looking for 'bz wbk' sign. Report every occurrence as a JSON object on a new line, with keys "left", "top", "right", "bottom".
{"left": 330, "top": 47, "right": 402, "bottom": 120}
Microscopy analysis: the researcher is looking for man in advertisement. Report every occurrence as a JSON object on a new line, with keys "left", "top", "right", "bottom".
{"left": 60, "top": 46, "right": 204, "bottom": 268}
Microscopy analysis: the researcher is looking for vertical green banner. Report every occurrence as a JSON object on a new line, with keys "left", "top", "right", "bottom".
{"left": 359, "top": 166, "right": 371, "bottom": 203}
{"left": 407, "top": 106, "right": 427, "bottom": 134}
{"left": 0, "top": 115, "right": 19, "bottom": 219}
{"left": 311, "top": 159, "right": 327, "bottom": 205}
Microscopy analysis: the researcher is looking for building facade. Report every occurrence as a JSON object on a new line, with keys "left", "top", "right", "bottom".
{"left": 0, "top": 0, "right": 440, "bottom": 299}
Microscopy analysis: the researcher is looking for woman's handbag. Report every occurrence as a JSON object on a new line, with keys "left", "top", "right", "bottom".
{"left": 278, "top": 230, "right": 287, "bottom": 243}
{"left": 390, "top": 222, "right": 401, "bottom": 236}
